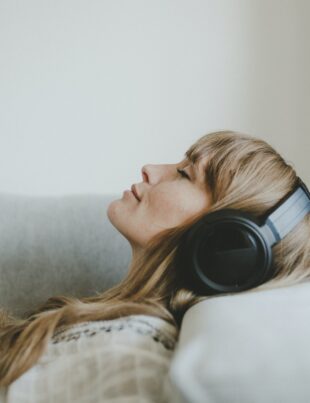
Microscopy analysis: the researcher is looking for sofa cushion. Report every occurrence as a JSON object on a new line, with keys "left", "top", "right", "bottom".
{"left": 167, "top": 281, "right": 310, "bottom": 403}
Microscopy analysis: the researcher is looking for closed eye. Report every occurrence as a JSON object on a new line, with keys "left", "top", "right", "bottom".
{"left": 177, "top": 168, "right": 190, "bottom": 180}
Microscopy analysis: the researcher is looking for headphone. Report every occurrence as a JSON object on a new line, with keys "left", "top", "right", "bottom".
{"left": 176, "top": 178, "right": 310, "bottom": 296}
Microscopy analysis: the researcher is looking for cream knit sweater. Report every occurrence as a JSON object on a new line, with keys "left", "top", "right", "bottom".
{"left": 0, "top": 315, "right": 178, "bottom": 403}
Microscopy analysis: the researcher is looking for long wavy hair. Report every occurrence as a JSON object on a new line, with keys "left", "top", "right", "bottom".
{"left": 0, "top": 130, "right": 309, "bottom": 387}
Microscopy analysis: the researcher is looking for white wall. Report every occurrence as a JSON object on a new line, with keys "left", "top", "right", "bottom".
{"left": 0, "top": 0, "right": 309, "bottom": 196}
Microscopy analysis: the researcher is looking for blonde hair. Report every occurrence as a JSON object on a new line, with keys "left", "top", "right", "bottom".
{"left": 0, "top": 130, "right": 309, "bottom": 386}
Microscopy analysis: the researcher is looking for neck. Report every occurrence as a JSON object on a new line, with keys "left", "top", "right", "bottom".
{"left": 128, "top": 243, "right": 145, "bottom": 272}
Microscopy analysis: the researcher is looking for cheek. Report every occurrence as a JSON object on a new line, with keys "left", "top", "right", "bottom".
{"left": 147, "top": 188, "right": 196, "bottom": 224}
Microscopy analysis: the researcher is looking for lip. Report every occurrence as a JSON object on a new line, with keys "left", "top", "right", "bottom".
{"left": 131, "top": 184, "right": 141, "bottom": 201}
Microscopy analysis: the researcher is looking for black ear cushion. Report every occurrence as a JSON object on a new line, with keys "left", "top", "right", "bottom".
{"left": 176, "top": 209, "right": 274, "bottom": 295}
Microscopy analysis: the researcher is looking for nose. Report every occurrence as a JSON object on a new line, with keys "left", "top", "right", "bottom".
{"left": 142, "top": 164, "right": 163, "bottom": 184}
{"left": 141, "top": 165, "right": 150, "bottom": 183}
{"left": 141, "top": 163, "right": 175, "bottom": 185}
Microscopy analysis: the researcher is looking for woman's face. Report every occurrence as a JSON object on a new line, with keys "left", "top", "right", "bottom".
{"left": 107, "top": 158, "right": 211, "bottom": 252}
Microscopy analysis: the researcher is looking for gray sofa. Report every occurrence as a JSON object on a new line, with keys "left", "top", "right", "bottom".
{"left": 0, "top": 192, "right": 131, "bottom": 318}
{"left": 1, "top": 192, "right": 310, "bottom": 403}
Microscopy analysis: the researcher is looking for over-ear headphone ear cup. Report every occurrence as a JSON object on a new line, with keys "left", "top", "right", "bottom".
{"left": 176, "top": 209, "right": 273, "bottom": 295}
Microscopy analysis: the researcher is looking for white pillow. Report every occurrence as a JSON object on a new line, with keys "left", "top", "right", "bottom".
{"left": 166, "top": 282, "right": 310, "bottom": 403}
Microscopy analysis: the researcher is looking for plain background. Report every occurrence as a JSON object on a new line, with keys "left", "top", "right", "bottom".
{"left": 0, "top": 0, "right": 309, "bottom": 197}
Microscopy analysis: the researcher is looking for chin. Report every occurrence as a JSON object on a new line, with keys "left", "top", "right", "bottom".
{"left": 106, "top": 200, "right": 119, "bottom": 226}
{"left": 106, "top": 200, "right": 128, "bottom": 236}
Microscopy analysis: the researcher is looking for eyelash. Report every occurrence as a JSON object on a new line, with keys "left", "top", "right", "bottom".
{"left": 177, "top": 168, "right": 190, "bottom": 180}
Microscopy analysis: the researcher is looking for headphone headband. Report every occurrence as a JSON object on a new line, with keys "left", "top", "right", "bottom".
{"left": 264, "top": 178, "right": 310, "bottom": 244}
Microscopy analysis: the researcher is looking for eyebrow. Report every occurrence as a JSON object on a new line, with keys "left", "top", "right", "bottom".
{"left": 183, "top": 156, "right": 203, "bottom": 184}
{"left": 189, "top": 161, "right": 208, "bottom": 189}
{"left": 186, "top": 162, "right": 198, "bottom": 182}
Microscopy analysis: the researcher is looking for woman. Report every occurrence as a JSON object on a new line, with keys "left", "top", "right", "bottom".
{"left": 0, "top": 130, "right": 309, "bottom": 401}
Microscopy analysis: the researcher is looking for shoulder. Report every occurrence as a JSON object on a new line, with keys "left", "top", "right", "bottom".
{"left": 8, "top": 316, "right": 178, "bottom": 402}
{"left": 34, "top": 316, "right": 179, "bottom": 402}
